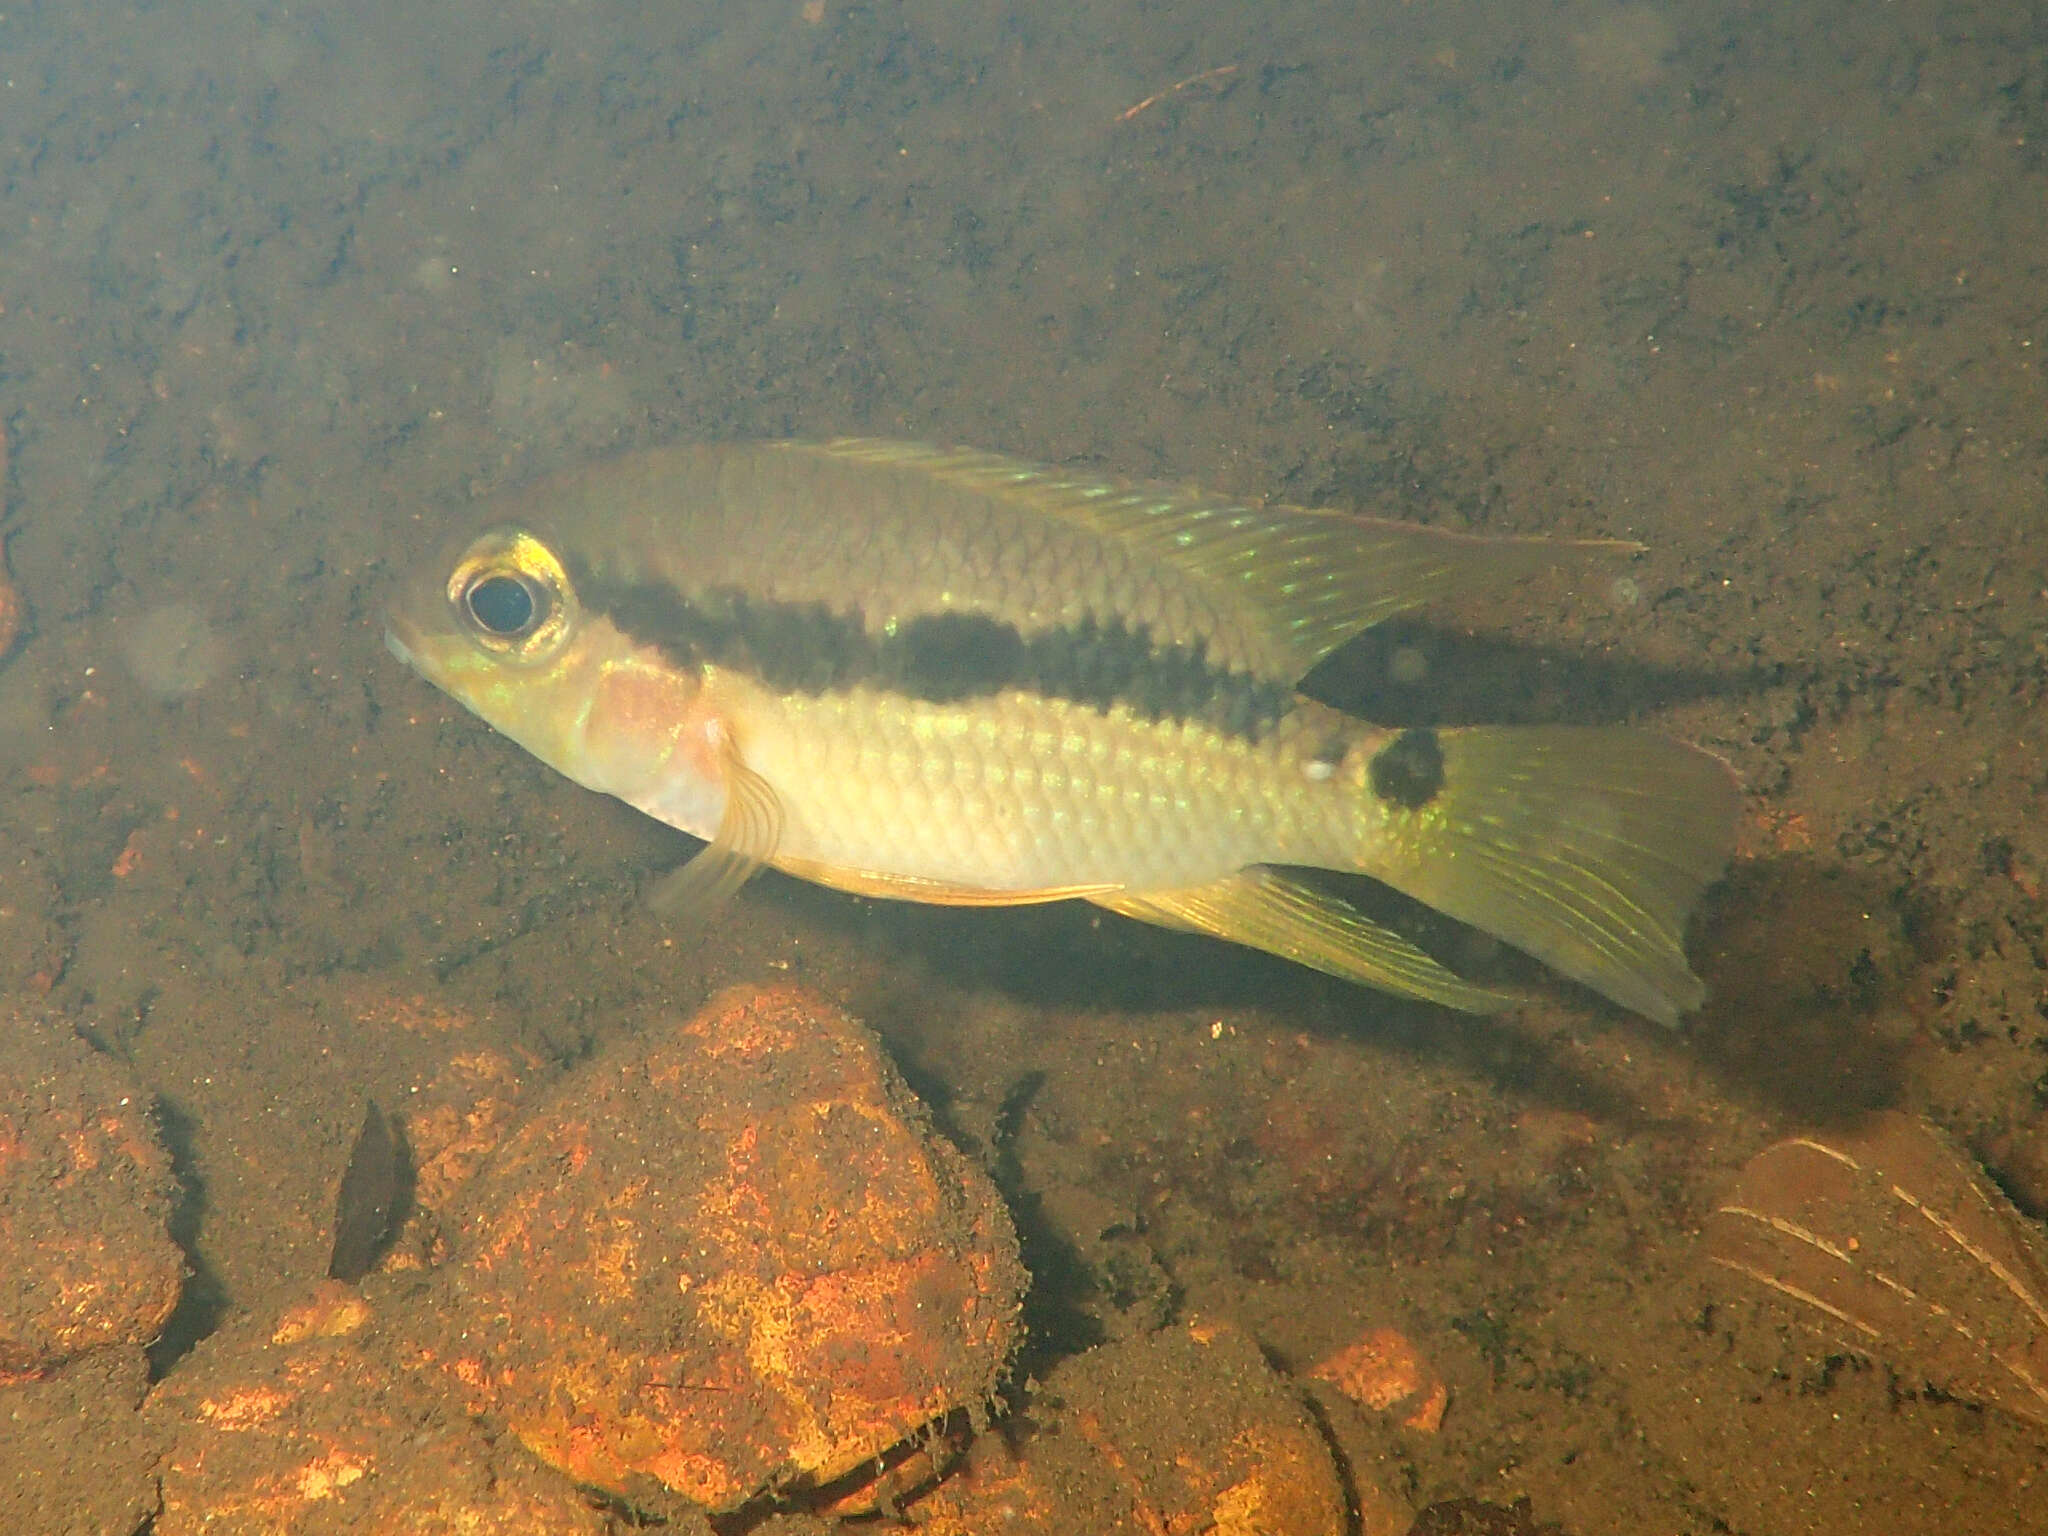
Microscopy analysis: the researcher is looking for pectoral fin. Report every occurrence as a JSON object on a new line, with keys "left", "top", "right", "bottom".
{"left": 648, "top": 735, "right": 784, "bottom": 917}
{"left": 1090, "top": 868, "right": 1522, "bottom": 1013}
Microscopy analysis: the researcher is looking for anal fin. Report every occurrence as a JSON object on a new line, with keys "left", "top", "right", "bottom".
{"left": 1090, "top": 868, "right": 1521, "bottom": 1014}
{"left": 772, "top": 855, "right": 1120, "bottom": 907}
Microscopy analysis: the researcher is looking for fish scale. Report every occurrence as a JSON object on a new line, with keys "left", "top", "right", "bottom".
{"left": 718, "top": 679, "right": 1343, "bottom": 895}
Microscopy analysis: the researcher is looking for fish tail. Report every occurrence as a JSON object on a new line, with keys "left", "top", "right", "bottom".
{"left": 1348, "top": 725, "right": 1740, "bottom": 1025}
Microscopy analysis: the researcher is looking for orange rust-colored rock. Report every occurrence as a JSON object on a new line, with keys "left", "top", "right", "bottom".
{"left": 397, "top": 1045, "right": 527, "bottom": 1215}
{"left": 412, "top": 983, "right": 1026, "bottom": 1514}
{"left": 1310, "top": 1324, "right": 1450, "bottom": 1432}
{"left": 148, "top": 1288, "right": 609, "bottom": 1536}
{"left": 0, "top": 1012, "right": 183, "bottom": 1376}
{"left": 268, "top": 1279, "right": 374, "bottom": 1347}
{"left": 0, "top": 545, "right": 19, "bottom": 663}
{"left": 906, "top": 1319, "right": 1372, "bottom": 1536}
{"left": 386, "top": 1042, "right": 531, "bottom": 1272}
{"left": 0, "top": 1346, "right": 162, "bottom": 1535}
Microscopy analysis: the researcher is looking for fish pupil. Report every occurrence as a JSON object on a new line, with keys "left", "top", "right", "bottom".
{"left": 466, "top": 573, "right": 539, "bottom": 636}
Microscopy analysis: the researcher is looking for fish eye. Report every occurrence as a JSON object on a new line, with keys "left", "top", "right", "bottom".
{"left": 445, "top": 529, "right": 573, "bottom": 660}
{"left": 464, "top": 571, "right": 545, "bottom": 637}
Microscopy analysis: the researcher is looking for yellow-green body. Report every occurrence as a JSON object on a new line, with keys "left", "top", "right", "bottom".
{"left": 618, "top": 670, "right": 1364, "bottom": 896}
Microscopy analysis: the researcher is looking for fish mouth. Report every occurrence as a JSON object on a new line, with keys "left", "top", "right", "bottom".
{"left": 383, "top": 617, "right": 424, "bottom": 672}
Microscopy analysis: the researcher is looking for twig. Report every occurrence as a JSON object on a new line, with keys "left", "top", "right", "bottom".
{"left": 1114, "top": 64, "right": 1239, "bottom": 124}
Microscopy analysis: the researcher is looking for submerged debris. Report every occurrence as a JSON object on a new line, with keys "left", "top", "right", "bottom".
{"left": 327, "top": 1099, "right": 403, "bottom": 1283}
{"left": 1705, "top": 1110, "right": 2048, "bottom": 1429}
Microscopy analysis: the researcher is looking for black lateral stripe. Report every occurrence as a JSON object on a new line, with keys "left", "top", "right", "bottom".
{"left": 569, "top": 556, "right": 1292, "bottom": 738}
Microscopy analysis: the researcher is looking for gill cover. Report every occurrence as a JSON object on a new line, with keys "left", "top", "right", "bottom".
{"left": 441, "top": 524, "right": 789, "bottom": 920}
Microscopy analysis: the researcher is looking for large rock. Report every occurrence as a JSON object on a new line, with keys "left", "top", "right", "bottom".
{"left": 0, "top": 1013, "right": 183, "bottom": 1375}
{"left": 0, "top": 1015, "right": 183, "bottom": 1534}
{"left": 893, "top": 1318, "right": 1375, "bottom": 1536}
{"left": 409, "top": 983, "right": 1026, "bottom": 1514}
{"left": 148, "top": 1282, "right": 614, "bottom": 1536}
{"left": 0, "top": 1347, "right": 161, "bottom": 1536}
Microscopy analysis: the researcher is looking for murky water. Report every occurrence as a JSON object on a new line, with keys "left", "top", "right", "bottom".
{"left": 2, "top": 1, "right": 2045, "bottom": 1530}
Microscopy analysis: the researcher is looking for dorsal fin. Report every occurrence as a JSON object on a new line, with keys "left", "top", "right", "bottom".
{"left": 788, "top": 438, "right": 1634, "bottom": 683}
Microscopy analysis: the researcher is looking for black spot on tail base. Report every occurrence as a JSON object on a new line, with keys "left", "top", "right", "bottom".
{"left": 1369, "top": 728, "right": 1445, "bottom": 809}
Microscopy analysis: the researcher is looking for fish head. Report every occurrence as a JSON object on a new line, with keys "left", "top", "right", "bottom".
{"left": 386, "top": 523, "right": 594, "bottom": 766}
{"left": 388, "top": 522, "right": 716, "bottom": 806}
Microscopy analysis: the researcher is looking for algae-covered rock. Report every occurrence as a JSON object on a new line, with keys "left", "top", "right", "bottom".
{"left": 412, "top": 983, "right": 1026, "bottom": 1513}
{"left": 0, "top": 1012, "right": 183, "bottom": 1375}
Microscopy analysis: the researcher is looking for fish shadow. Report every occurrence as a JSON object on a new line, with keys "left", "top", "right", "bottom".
{"left": 825, "top": 878, "right": 1663, "bottom": 1129}
{"left": 830, "top": 849, "right": 1940, "bottom": 1135}
{"left": 1305, "top": 617, "right": 1765, "bottom": 726}
{"left": 1682, "top": 856, "right": 1943, "bottom": 1122}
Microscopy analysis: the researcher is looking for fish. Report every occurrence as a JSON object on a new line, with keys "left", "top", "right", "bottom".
{"left": 386, "top": 438, "right": 1739, "bottom": 1025}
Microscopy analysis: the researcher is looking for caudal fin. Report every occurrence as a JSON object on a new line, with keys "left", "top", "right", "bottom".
{"left": 1354, "top": 726, "right": 1740, "bottom": 1025}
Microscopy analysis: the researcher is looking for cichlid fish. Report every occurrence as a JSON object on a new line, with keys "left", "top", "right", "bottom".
{"left": 386, "top": 439, "right": 1738, "bottom": 1024}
